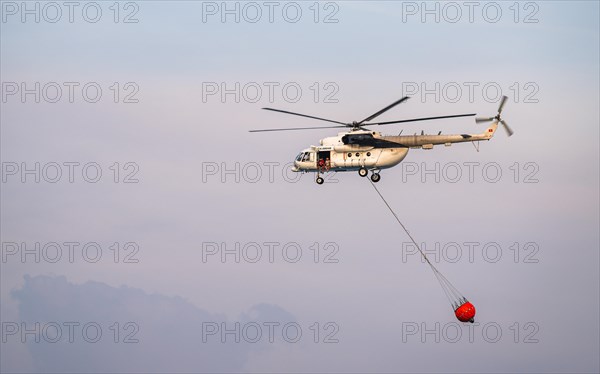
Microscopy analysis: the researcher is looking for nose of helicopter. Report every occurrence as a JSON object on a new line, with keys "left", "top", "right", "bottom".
{"left": 291, "top": 161, "right": 300, "bottom": 172}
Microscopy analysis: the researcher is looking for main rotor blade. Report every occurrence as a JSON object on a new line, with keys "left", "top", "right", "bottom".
{"left": 356, "top": 96, "right": 410, "bottom": 125}
{"left": 497, "top": 96, "right": 508, "bottom": 114}
{"left": 366, "top": 113, "right": 476, "bottom": 126}
{"left": 475, "top": 116, "right": 495, "bottom": 123}
{"left": 500, "top": 120, "right": 514, "bottom": 137}
{"left": 262, "top": 108, "right": 347, "bottom": 125}
{"left": 249, "top": 125, "right": 348, "bottom": 133}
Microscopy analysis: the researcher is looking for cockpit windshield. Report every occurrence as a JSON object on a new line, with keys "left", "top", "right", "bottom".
{"left": 296, "top": 152, "right": 313, "bottom": 162}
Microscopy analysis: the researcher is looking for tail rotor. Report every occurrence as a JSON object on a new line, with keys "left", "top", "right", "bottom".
{"left": 476, "top": 96, "right": 513, "bottom": 137}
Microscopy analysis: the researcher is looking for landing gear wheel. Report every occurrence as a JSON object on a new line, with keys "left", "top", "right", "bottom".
{"left": 370, "top": 173, "right": 381, "bottom": 183}
{"left": 316, "top": 177, "right": 324, "bottom": 185}
{"left": 358, "top": 168, "right": 368, "bottom": 177}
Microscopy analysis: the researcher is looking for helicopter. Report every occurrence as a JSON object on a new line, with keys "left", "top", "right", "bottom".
{"left": 250, "top": 96, "right": 512, "bottom": 184}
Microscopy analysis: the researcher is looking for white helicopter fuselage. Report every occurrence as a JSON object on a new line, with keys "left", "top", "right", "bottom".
{"left": 292, "top": 143, "right": 409, "bottom": 172}
{"left": 292, "top": 123, "right": 497, "bottom": 173}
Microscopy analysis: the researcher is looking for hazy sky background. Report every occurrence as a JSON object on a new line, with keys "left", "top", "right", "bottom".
{"left": 1, "top": 1, "right": 599, "bottom": 373}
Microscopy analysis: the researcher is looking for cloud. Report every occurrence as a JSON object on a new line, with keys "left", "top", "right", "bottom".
{"left": 5, "top": 275, "right": 295, "bottom": 373}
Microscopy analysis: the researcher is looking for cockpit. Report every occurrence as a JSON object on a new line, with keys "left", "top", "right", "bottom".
{"left": 293, "top": 150, "right": 315, "bottom": 172}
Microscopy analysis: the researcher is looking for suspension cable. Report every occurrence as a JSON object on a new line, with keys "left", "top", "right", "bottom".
{"left": 369, "top": 180, "right": 466, "bottom": 309}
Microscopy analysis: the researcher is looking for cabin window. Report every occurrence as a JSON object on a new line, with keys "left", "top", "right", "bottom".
{"left": 355, "top": 152, "right": 360, "bottom": 157}
{"left": 295, "top": 153, "right": 303, "bottom": 162}
{"left": 347, "top": 153, "right": 352, "bottom": 157}
{"left": 367, "top": 152, "right": 371, "bottom": 157}
{"left": 302, "top": 153, "right": 311, "bottom": 162}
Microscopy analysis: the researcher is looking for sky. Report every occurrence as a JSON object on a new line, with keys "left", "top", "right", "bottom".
{"left": 1, "top": 1, "right": 599, "bottom": 373}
